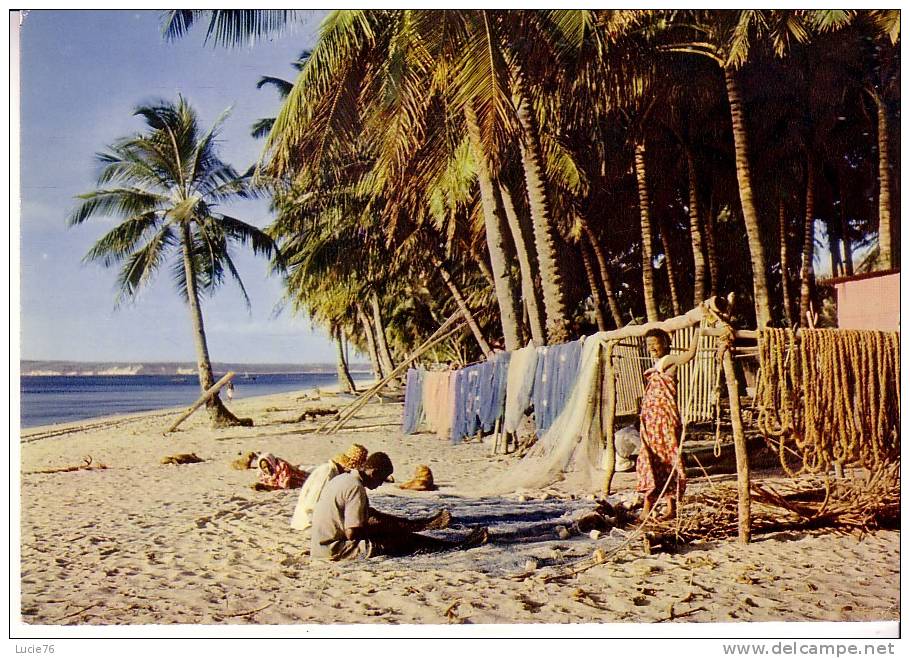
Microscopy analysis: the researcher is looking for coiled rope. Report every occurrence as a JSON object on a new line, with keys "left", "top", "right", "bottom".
{"left": 756, "top": 328, "right": 900, "bottom": 475}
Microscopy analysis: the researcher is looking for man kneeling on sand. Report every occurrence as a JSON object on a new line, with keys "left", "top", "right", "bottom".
{"left": 311, "top": 452, "right": 488, "bottom": 561}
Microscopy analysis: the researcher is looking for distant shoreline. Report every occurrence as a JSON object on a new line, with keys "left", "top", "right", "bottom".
{"left": 20, "top": 361, "right": 373, "bottom": 377}
{"left": 21, "top": 370, "right": 374, "bottom": 377}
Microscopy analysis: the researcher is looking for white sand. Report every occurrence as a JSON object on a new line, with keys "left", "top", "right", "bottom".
{"left": 18, "top": 387, "right": 900, "bottom": 627}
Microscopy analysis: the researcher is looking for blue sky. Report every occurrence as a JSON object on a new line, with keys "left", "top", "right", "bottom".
{"left": 17, "top": 9, "right": 346, "bottom": 364}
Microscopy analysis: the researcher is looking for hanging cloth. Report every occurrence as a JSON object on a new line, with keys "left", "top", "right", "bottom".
{"left": 477, "top": 351, "right": 511, "bottom": 432}
{"left": 532, "top": 338, "right": 585, "bottom": 433}
{"left": 422, "top": 370, "right": 454, "bottom": 436}
{"left": 401, "top": 368, "right": 425, "bottom": 435}
{"left": 503, "top": 344, "right": 539, "bottom": 433}
{"left": 481, "top": 333, "right": 608, "bottom": 494}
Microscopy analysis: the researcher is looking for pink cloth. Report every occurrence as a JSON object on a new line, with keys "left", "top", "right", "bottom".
{"left": 421, "top": 371, "right": 455, "bottom": 438}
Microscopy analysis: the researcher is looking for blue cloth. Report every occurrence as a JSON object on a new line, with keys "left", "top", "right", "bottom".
{"left": 449, "top": 368, "right": 470, "bottom": 443}
{"left": 401, "top": 368, "right": 424, "bottom": 434}
{"left": 449, "top": 352, "right": 512, "bottom": 443}
{"left": 531, "top": 338, "right": 584, "bottom": 433}
{"left": 451, "top": 363, "right": 483, "bottom": 443}
{"left": 477, "top": 352, "right": 511, "bottom": 432}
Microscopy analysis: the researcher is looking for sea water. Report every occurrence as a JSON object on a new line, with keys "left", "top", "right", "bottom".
{"left": 19, "top": 372, "right": 372, "bottom": 429}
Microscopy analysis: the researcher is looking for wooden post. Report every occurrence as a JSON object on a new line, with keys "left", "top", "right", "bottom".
{"left": 490, "top": 417, "right": 503, "bottom": 456}
{"left": 722, "top": 348, "right": 751, "bottom": 543}
{"left": 602, "top": 340, "right": 618, "bottom": 495}
{"left": 165, "top": 372, "right": 235, "bottom": 434}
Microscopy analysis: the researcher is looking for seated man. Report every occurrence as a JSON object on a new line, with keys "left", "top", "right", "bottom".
{"left": 291, "top": 444, "right": 450, "bottom": 534}
{"left": 310, "top": 452, "right": 487, "bottom": 561}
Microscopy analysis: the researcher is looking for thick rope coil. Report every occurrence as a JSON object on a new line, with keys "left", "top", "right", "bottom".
{"left": 756, "top": 328, "right": 900, "bottom": 475}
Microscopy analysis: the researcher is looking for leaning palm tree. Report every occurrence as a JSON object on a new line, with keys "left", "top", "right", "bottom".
{"left": 69, "top": 97, "right": 279, "bottom": 427}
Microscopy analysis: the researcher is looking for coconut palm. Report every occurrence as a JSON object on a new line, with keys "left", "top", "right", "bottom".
{"left": 69, "top": 97, "right": 278, "bottom": 427}
{"left": 648, "top": 9, "right": 856, "bottom": 326}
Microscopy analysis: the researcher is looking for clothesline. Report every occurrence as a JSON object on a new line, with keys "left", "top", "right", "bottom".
{"left": 402, "top": 303, "right": 723, "bottom": 445}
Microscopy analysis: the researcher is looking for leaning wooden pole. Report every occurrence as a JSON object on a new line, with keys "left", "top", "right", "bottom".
{"left": 165, "top": 371, "right": 235, "bottom": 434}
{"left": 722, "top": 345, "right": 752, "bottom": 543}
{"left": 602, "top": 340, "right": 618, "bottom": 495}
{"left": 320, "top": 316, "right": 467, "bottom": 434}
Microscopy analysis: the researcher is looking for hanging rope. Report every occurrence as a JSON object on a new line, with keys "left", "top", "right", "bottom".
{"left": 756, "top": 328, "right": 900, "bottom": 475}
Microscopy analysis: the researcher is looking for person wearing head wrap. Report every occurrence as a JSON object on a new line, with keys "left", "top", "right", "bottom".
{"left": 254, "top": 453, "right": 308, "bottom": 491}
{"left": 290, "top": 444, "right": 368, "bottom": 531}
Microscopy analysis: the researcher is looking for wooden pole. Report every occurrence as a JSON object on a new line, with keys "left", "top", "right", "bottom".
{"left": 490, "top": 417, "right": 503, "bottom": 456}
{"left": 722, "top": 348, "right": 751, "bottom": 543}
{"left": 165, "top": 371, "right": 235, "bottom": 434}
{"left": 321, "top": 316, "right": 467, "bottom": 433}
{"left": 602, "top": 340, "right": 618, "bottom": 495}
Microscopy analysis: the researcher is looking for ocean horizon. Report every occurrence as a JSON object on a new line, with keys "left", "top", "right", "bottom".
{"left": 20, "top": 372, "right": 374, "bottom": 429}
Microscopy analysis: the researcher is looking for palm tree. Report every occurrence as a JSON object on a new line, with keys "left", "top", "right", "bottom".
{"left": 70, "top": 97, "right": 278, "bottom": 427}
{"left": 633, "top": 139, "right": 661, "bottom": 321}
{"left": 654, "top": 10, "right": 855, "bottom": 327}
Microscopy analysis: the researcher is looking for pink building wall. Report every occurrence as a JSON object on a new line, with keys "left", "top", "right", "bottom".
{"left": 834, "top": 272, "right": 900, "bottom": 331}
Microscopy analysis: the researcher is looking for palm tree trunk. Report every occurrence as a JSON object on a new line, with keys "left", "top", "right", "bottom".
{"left": 433, "top": 256, "right": 494, "bottom": 358}
{"left": 499, "top": 183, "right": 545, "bottom": 345}
{"left": 464, "top": 104, "right": 523, "bottom": 351}
{"left": 357, "top": 305, "right": 384, "bottom": 380}
{"left": 579, "top": 219, "right": 624, "bottom": 327}
{"left": 370, "top": 291, "right": 397, "bottom": 379}
{"left": 659, "top": 217, "right": 682, "bottom": 316}
{"left": 334, "top": 328, "right": 357, "bottom": 394}
{"left": 180, "top": 224, "right": 243, "bottom": 427}
{"left": 799, "top": 159, "right": 817, "bottom": 326}
{"left": 837, "top": 169, "right": 854, "bottom": 276}
{"left": 580, "top": 240, "right": 608, "bottom": 331}
{"left": 685, "top": 148, "right": 708, "bottom": 305}
{"left": 474, "top": 254, "right": 496, "bottom": 289}
{"left": 875, "top": 97, "right": 893, "bottom": 270}
{"left": 515, "top": 90, "right": 570, "bottom": 343}
{"left": 634, "top": 140, "right": 660, "bottom": 322}
{"left": 704, "top": 196, "right": 721, "bottom": 297}
{"left": 725, "top": 68, "right": 773, "bottom": 328}
{"left": 778, "top": 198, "right": 795, "bottom": 327}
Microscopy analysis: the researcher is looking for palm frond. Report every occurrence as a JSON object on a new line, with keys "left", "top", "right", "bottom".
{"left": 113, "top": 226, "right": 177, "bottom": 305}
{"left": 251, "top": 118, "right": 276, "bottom": 140}
{"left": 69, "top": 188, "right": 167, "bottom": 226}
{"left": 83, "top": 212, "right": 165, "bottom": 267}
{"left": 214, "top": 214, "right": 280, "bottom": 260}
{"left": 256, "top": 76, "right": 295, "bottom": 98}
{"left": 162, "top": 9, "right": 301, "bottom": 47}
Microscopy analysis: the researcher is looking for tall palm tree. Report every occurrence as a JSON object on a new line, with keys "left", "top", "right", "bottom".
{"left": 69, "top": 97, "right": 278, "bottom": 427}
{"left": 633, "top": 139, "right": 661, "bottom": 321}
{"left": 654, "top": 9, "right": 855, "bottom": 327}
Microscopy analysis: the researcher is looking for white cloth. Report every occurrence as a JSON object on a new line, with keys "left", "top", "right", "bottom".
{"left": 503, "top": 343, "right": 539, "bottom": 433}
{"left": 614, "top": 425, "right": 641, "bottom": 472}
{"left": 290, "top": 461, "right": 341, "bottom": 530}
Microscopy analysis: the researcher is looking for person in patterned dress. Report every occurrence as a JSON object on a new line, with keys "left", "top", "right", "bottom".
{"left": 637, "top": 327, "right": 701, "bottom": 521}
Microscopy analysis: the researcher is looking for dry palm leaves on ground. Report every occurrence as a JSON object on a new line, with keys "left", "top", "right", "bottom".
{"left": 646, "top": 464, "right": 900, "bottom": 550}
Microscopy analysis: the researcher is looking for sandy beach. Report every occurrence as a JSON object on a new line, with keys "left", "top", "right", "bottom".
{"left": 17, "top": 386, "right": 900, "bottom": 629}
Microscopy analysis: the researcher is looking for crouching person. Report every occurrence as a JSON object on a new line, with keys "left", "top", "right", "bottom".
{"left": 310, "top": 452, "right": 487, "bottom": 561}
